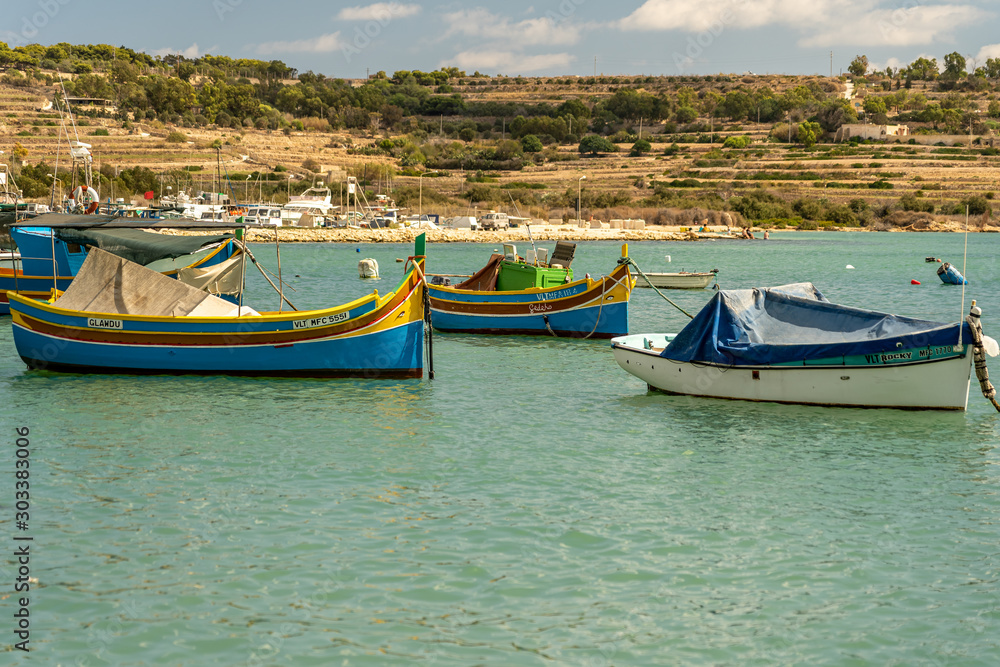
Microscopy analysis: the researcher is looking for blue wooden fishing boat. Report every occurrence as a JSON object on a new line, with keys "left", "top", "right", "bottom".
{"left": 7, "top": 235, "right": 428, "bottom": 378}
{"left": 0, "top": 213, "right": 243, "bottom": 314}
{"left": 427, "top": 242, "right": 633, "bottom": 338}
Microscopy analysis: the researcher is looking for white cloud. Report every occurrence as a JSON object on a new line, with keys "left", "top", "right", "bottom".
{"left": 975, "top": 44, "right": 1000, "bottom": 62}
{"left": 802, "top": 5, "right": 990, "bottom": 47}
{"left": 617, "top": 0, "right": 989, "bottom": 48}
{"left": 617, "top": 0, "right": 835, "bottom": 33}
{"left": 443, "top": 8, "right": 581, "bottom": 46}
{"left": 337, "top": 3, "right": 421, "bottom": 21}
{"left": 445, "top": 50, "right": 574, "bottom": 74}
{"left": 254, "top": 32, "right": 344, "bottom": 55}
{"left": 151, "top": 43, "right": 218, "bottom": 59}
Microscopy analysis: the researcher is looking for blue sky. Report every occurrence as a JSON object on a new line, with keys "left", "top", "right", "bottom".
{"left": 3, "top": 1, "right": 999, "bottom": 78}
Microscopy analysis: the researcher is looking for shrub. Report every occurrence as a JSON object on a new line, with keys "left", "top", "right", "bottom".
{"left": 165, "top": 131, "right": 188, "bottom": 143}
{"left": 898, "top": 193, "right": 934, "bottom": 213}
{"left": 521, "top": 134, "right": 543, "bottom": 153}
{"left": 90, "top": 128, "right": 109, "bottom": 136}
{"left": 961, "top": 195, "right": 992, "bottom": 216}
{"left": 630, "top": 138, "right": 652, "bottom": 156}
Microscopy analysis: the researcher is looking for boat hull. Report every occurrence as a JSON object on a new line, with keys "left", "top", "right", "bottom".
{"left": 612, "top": 333, "right": 974, "bottom": 410}
{"left": 638, "top": 272, "right": 715, "bottom": 289}
{"left": 428, "top": 263, "right": 632, "bottom": 338}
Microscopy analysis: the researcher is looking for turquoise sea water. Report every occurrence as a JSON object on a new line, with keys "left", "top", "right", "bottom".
{"left": 2, "top": 232, "right": 999, "bottom": 666}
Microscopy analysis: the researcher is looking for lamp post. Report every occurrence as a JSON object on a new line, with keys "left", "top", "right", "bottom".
{"left": 577, "top": 175, "right": 586, "bottom": 226}
{"left": 287, "top": 173, "right": 292, "bottom": 201}
{"left": 418, "top": 171, "right": 424, "bottom": 218}
{"left": 245, "top": 174, "right": 252, "bottom": 203}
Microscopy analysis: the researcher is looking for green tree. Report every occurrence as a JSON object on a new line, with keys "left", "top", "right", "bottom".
{"left": 629, "top": 138, "right": 652, "bottom": 156}
{"left": 907, "top": 57, "right": 939, "bottom": 80}
{"left": 521, "top": 134, "right": 543, "bottom": 153}
{"left": 848, "top": 55, "right": 869, "bottom": 77}
{"left": 674, "top": 105, "right": 697, "bottom": 123}
{"left": 862, "top": 96, "right": 887, "bottom": 116}
{"left": 983, "top": 58, "right": 1000, "bottom": 79}
{"left": 797, "top": 121, "right": 821, "bottom": 148}
{"left": 578, "top": 135, "right": 617, "bottom": 155}
{"left": 942, "top": 52, "right": 967, "bottom": 78}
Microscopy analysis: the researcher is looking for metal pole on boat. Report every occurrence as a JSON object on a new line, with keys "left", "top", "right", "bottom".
{"left": 50, "top": 225, "right": 57, "bottom": 296}
{"left": 237, "top": 232, "right": 247, "bottom": 317}
{"left": 959, "top": 206, "right": 970, "bottom": 346}
{"left": 274, "top": 225, "right": 284, "bottom": 312}
{"left": 425, "top": 287, "right": 434, "bottom": 380}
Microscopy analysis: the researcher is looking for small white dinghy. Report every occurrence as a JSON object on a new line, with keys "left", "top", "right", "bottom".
{"left": 612, "top": 283, "right": 997, "bottom": 410}
{"left": 637, "top": 270, "right": 718, "bottom": 289}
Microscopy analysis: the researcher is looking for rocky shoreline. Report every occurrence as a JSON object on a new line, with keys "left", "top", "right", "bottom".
{"left": 158, "top": 222, "right": 999, "bottom": 243}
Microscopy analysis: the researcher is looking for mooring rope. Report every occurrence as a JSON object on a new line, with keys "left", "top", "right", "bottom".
{"left": 965, "top": 301, "right": 1000, "bottom": 412}
{"left": 404, "top": 256, "right": 434, "bottom": 380}
{"left": 581, "top": 275, "right": 608, "bottom": 340}
{"left": 617, "top": 256, "right": 695, "bottom": 319}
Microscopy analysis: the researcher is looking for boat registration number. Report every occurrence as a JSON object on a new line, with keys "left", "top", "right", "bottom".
{"left": 292, "top": 312, "right": 349, "bottom": 329}
{"left": 87, "top": 318, "right": 123, "bottom": 330}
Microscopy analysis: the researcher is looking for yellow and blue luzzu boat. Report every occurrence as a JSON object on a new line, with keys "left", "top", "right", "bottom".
{"left": 427, "top": 241, "right": 634, "bottom": 338}
{"left": 7, "top": 235, "right": 428, "bottom": 378}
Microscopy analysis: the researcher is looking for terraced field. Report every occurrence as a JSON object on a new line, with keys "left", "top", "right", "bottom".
{"left": 2, "top": 81, "right": 998, "bottom": 229}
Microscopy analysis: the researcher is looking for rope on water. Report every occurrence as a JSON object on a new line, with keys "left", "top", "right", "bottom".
{"left": 617, "top": 256, "right": 694, "bottom": 319}
{"left": 965, "top": 301, "right": 1000, "bottom": 412}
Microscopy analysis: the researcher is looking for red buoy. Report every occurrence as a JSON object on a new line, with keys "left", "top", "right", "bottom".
{"left": 911, "top": 279, "right": 921, "bottom": 285}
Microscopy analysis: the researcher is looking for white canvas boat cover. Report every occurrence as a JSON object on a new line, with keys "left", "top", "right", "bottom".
{"left": 54, "top": 247, "right": 237, "bottom": 317}
{"left": 176, "top": 254, "right": 244, "bottom": 296}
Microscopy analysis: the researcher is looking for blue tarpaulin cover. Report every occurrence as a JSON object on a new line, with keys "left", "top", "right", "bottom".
{"left": 661, "top": 282, "right": 970, "bottom": 366}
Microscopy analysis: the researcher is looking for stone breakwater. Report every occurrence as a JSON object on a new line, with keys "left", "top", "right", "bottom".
{"left": 238, "top": 226, "right": 724, "bottom": 244}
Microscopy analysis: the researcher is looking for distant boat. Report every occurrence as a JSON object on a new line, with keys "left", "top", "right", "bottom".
{"left": 612, "top": 282, "right": 986, "bottom": 410}
{"left": 8, "top": 235, "right": 429, "bottom": 378}
{"left": 0, "top": 213, "right": 243, "bottom": 315}
{"left": 637, "top": 269, "right": 718, "bottom": 289}
{"left": 282, "top": 186, "right": 338, "bottom": 227}
{"left": 427, "top": 241, "right": 633, "bottom": 338}
{"left": 937, "top": 262, "right": 968, "bottom": 285}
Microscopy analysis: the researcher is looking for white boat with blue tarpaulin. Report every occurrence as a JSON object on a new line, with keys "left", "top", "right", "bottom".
{"left": 612, "top": 283, "right": 998, "bottom": 410}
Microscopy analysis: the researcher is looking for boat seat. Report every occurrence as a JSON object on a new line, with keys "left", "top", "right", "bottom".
{"left": 550, "top": 241, "right": 576, "bottom": 268}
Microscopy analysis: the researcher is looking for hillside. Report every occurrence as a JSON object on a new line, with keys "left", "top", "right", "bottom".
{"left": 2, "top": 57, "right": 1000, "bottom": 230}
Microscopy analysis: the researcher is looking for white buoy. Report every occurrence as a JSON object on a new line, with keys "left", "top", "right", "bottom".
{"left": 846, "top": 265, "right": 855, "bottom": 270}
{"left": 665, "top": 255, "right": 671, "bottom": 262}
{"left": 358, "top": 258, "right": 379, "bottom": 278}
